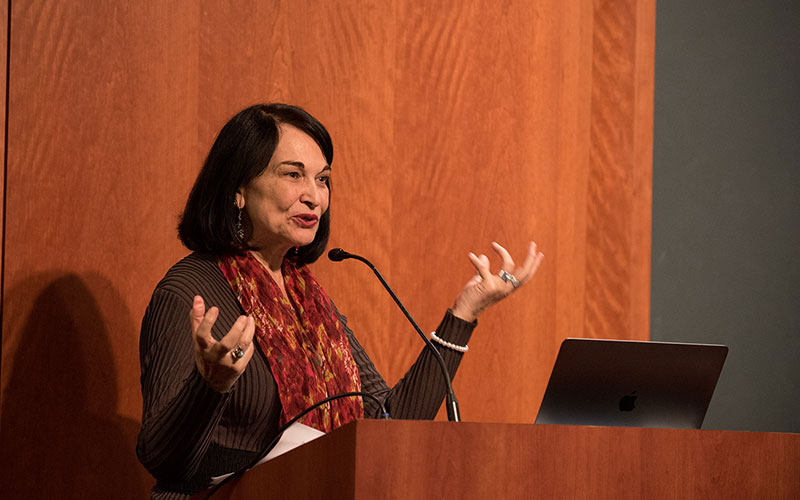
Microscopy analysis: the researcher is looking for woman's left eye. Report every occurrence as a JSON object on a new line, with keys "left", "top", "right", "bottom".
{"left": 317, "top": 176, "right": 330, "bottom": 184}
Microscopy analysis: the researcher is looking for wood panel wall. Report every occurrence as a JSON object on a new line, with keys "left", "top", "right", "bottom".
{"left": 0, "top": 1, "right": 6, "bottom": 302}
{"left": 0, "top": 1, "right": 654, "bottom": 497}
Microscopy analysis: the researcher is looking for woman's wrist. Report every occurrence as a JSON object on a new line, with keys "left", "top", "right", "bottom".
{"left": 450, "top": 304, "right": 478, "bottom": 323}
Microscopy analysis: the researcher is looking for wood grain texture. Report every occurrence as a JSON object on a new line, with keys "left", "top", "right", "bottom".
{"left": 0, "top": 0, "right": 7, "bottom": 396}
{"left": 0, "top": 2, "right": 198, "bottom": 497}
{"left": 206, "top": 420, "right": 800, "bottom": 500}
{"left": 585, "top": 0, "right": 654, "bottom": 341}
{"left": 194, "top": 0, "right": 400, "bottom": 386}
{"left": 0, "top": 0, "right": 654, "bottom": 496}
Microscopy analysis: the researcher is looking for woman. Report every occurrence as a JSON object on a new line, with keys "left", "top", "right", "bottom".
{"left": 136, "top": 103, "right": 543, "bottom": 498}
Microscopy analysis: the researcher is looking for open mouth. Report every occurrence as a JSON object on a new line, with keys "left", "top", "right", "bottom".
{"left": 293, "top": 214, "right": 319, "bottom": 227}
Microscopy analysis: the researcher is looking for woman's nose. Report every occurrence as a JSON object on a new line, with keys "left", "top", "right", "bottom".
{"left": 299, "top": 179, "right": 321, "bottom": 207}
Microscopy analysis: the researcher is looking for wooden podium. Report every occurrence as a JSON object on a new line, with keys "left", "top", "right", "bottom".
{"left": 204, "top": 420, "right": 800, "bottom": 499}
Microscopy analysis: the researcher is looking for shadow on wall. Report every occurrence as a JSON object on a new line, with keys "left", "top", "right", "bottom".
{"left": 0, "top": 273, "right": 152, "bottom": 499}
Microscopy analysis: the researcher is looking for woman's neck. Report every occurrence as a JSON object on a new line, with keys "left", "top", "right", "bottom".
{"left": 249, "top": 245, "right": 289, "bottom": 272}
{"left": 249, "top": 247, "right": 291, "bottom": 298}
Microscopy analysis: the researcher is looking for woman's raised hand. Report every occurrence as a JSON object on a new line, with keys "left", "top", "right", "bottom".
{"left": 451, "top": 241, "right": 544, "bottom": 323}
{"left": 190, "top": 295, "right": 256, "bottom": 393}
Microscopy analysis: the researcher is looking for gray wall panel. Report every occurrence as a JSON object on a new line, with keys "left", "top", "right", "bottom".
{"left": 652, "top": 1, "right": 800, "bottom": 432}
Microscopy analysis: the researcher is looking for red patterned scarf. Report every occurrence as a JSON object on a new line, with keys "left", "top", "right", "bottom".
{"left": 218, "top": 252, "right": 363, "bottom": 432}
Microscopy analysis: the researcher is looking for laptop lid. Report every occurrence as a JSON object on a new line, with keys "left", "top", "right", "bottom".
{"left": 534, "top": 338, "right": 728, "bottom": 429}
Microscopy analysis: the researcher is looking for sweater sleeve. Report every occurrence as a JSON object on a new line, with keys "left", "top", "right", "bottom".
{"left": 136, "top": 287, "right": 232, "bottom": 483}
{"left": 345, "top": 310, "right": 475, "bottom": 420}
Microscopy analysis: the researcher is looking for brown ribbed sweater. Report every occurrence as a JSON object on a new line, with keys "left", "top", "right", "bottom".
{"left": 136, "top": 253, "right": 474, "bottom": 499}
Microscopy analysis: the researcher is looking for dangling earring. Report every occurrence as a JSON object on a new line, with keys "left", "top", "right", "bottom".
{"left": 294, "top": 245, "right": 300, "bottom": 255}
{"left": 236, "top": 206, "right": 245, "bottom": 240}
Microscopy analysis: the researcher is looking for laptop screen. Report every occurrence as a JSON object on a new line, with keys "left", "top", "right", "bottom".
{"left": 535, "top": 338, "right": 728, "bottom": 429}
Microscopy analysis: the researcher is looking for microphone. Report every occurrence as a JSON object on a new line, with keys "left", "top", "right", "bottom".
{"left": 205, "top": 391, "right": 389, "bottom": 499}
{"left": 327, "top": 248, "right": 352, "bottom": 261}
{"left": 327, "top": 248, "right": 461, "bottom": 422}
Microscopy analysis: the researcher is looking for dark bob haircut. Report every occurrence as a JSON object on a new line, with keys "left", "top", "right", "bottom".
{"left": 178, "top": 103, "right": 333, "bottom": 264}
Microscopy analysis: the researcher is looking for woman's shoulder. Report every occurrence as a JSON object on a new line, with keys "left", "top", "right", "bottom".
{"left": 154, "top": 252, "right": 229, "bottom": 300}
{"left": 141, "top": 253, "right": 242, "bottom": 339}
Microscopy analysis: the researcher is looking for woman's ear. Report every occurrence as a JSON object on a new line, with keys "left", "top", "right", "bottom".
{"left": 235, "top": 191, "right": 245, "bottom": 209}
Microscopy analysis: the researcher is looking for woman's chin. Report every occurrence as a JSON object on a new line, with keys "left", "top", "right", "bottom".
{"left": 290, "top": 236, "right": 316, "bottom": 249}
{"left": 292, "top": 230, "right": 318, "bottom": 248}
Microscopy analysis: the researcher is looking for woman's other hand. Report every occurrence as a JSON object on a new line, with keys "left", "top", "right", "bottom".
{"left": 451, "top": 241, "right": 544, "bottom": 323}
{"left": 190, "top": 295, "right": 256, "bottom": 393}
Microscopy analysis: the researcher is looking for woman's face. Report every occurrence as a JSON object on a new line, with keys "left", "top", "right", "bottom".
{"left": 237, "top": 124, "right": 330, "bottom": 254}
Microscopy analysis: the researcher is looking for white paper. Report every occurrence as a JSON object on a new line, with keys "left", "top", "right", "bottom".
{"left": 210, "top": 422, "right": 325, "bottom": 486}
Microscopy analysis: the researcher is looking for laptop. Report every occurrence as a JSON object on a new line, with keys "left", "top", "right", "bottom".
{"left": 534, "top": 338, "right": 728, "bottom": 429}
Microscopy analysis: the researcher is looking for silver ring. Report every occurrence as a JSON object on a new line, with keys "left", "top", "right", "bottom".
{"left": 230, "top": 345, "right": 245, "bottom": 361}
{"left": 498, "top": 269, "right": 520, "bottom": 288}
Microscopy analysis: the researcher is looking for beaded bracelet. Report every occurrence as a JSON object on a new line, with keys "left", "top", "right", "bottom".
{"left": 430, "top": 331, "right": 469, "bottom": 353}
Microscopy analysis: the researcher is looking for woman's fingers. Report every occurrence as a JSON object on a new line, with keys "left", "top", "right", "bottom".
{"left": 517, "top": 241, "right": 544, "bottom": 285}
{"left": 229, "top": 315, "right": 256, "bottom": 360}
{"left": 468, "top": 252, "right": 493, "bottom": 281}
{"left": 191, "top": 297, "right": 219, "bottom": 351}
{"left": 190, "top": 295, "right": 210, "bottom": 338}
{"left": 191, "top": 295, "right": 254, "bottom": 360}
{"left": 453, "top": 240, "right": 544, "bottom": 322}
{"left": 520, "top": 241, "right": 538, "bottom": 273}
{"left": 189, "top": 297, "right": 256, "bottom": 392}
{"left": 210, "top": 315, "right": 249, "bottom": 358}
{"left": 236, "top": 316, "right": 257, "bottom": 363}
{"left": 490, "top": 241, "right": 545, "bottom": 288}
{"left": 190, "top": 296, "right": 205, "bottom": 331}
{"left": 491, "top": 242, "right": 515, "bottom": 274}
{"left": 240, "top": 315, "right": 256, "bottom": 348}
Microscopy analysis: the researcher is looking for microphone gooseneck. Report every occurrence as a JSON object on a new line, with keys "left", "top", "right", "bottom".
{"left": 327, "top": 248, "right": 461, "bottom": 423}
{"left": 205, "top": 391, "right": 388, "bottom": 499}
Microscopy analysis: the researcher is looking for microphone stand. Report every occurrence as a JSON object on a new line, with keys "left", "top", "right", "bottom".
{"left": 329, "top": 249, "right": 461, "bottom": 422}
